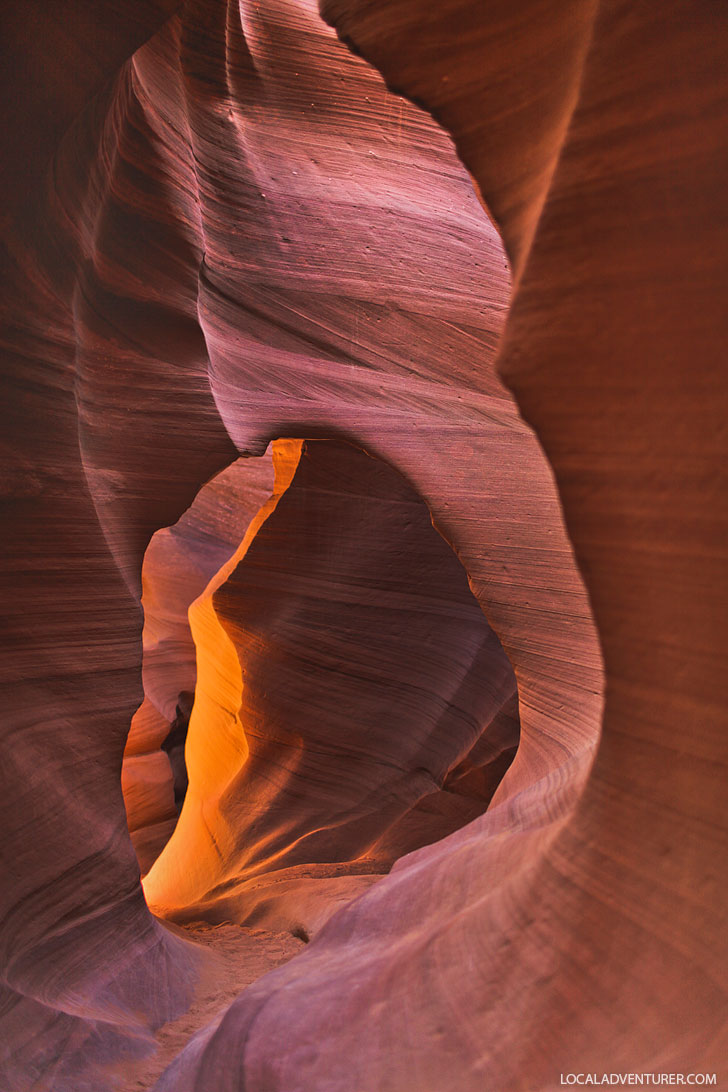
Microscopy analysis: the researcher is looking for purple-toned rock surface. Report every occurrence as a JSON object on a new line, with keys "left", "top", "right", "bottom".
{"left": 143, "top": 438, "right": 520, "bottom": 930}
{"left": 1, "top": 0, "right": 725, "bottom": 1089}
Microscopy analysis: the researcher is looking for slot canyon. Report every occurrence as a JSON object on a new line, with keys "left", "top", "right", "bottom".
{"left": 0, "top": 1, "right": 726, "bottom": 1090}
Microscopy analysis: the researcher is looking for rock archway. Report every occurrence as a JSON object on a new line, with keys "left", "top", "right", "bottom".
{"left": 5, "top": 0, "right": 723, "bottom": 1088}
{"left": 130, "top": 438, "right": 521, "bottom": 934}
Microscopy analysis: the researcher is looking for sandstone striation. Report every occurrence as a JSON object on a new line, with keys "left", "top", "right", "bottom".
{"left": 1, "top": 0, "right": 725, "bottom": 1089}
{"left": 143, "top": 437, "right": 520, "bottom": 930}
{"left": 123, "top": 452, "right": 274, "bottom": 872}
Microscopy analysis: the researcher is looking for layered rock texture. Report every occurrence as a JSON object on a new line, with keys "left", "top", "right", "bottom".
{"left": 142, "top": 437, "right": 520, "bottom": 929}
{"left": 123, "top": 451, "right": 275, "bottom": 872}
{"left": 1, "top": 1, "right": 725, "bottom": 1091}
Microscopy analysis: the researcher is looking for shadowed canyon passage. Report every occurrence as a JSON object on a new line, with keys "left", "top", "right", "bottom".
{"left": 125, "top": 439, "right": 521, "bottom": 927}
{"left": 123, "top": 448, "right": 277, "bottom": 875}
{"left": 1, "top": 0, "right": 726, "bottom": 1089}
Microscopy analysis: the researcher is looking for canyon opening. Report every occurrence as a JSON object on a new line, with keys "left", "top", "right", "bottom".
{"left": 1, "top": 0, "right": 725, "bottom": 1089}
{"left": 125, "top": 439, "right": 521, "bottom": 926}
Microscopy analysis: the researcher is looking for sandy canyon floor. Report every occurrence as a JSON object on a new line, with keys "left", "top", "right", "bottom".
{"left": 120, "top": 923, "right": 305, "bottom": 1091}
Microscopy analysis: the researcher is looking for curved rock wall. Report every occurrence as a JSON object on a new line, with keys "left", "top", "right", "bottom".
{"left": 304, "top": 0, "right": 728, "bottom": 1082}
{"left": 122, "top": 450, "right": 275, "bottom": 872}
{"left": 1, "top": 0, "right": 600, "bottom": 1084}
{"left": 3, "top": 0, "right": 722, "bottom": 1088}
{"left": 143, "top": 437, "right": 520, "bottom": 930}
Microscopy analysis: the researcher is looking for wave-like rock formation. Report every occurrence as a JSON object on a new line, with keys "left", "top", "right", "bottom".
{"left": 1, "top": 0, "right": 725, "bottom": 1089}
{"left": 123, "top": 451, "right": 274, "bottom": 872}
{"left": 143, "top": 437, "right": 520, "bottom": 930}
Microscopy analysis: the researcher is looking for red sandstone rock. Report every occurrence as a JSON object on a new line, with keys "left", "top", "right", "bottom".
{"left": 143, "top": 438, "right": 519, "bottom": 930}
{"left": 122, "top": 452, "right": 275, "bottom": 871}
{"left": 2, "top": 0, "right": 725, "bottom": 1089}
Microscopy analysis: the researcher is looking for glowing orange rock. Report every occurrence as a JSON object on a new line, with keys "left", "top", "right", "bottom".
{"left": 144, "top": 438, "right": 519, "bottom": 931}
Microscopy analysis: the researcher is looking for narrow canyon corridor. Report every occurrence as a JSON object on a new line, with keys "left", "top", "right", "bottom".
{"left": 1, "top": 0, "right": 726, "bottom": 1090}
{"left": 129, "top": 438, "right": 521, "bottom": 931}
